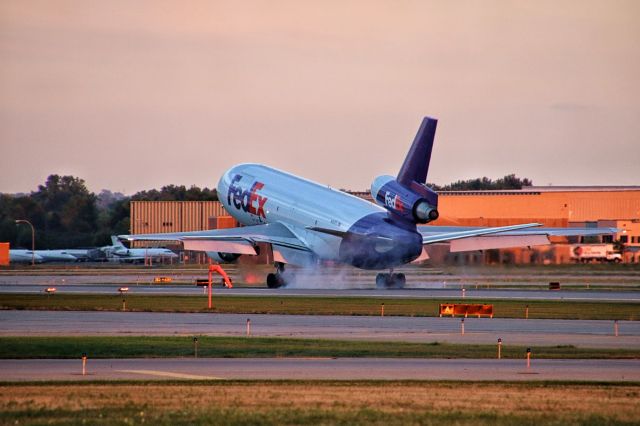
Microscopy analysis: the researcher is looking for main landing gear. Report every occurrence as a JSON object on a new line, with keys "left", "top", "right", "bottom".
{"left": 267, "top": 262, "right": 291, "bottom": 288}
{"left": 375, "top": 270, "right": 406, "bottom": 289}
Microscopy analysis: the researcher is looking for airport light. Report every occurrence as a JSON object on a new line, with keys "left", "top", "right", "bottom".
{"left": 15, "top": 219, "right": 35, "bottom": 266}
{"left": 119, "top": 287, "right": 129, "bottom": 311}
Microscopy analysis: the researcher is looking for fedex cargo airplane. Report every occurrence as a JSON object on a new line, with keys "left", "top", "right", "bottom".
{"left": 121, "top": 117, "right": 615, "bottom": 288}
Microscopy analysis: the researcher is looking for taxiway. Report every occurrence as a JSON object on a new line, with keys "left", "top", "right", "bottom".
{"left": 1, "top": 358, "right": 638, "bottom": 382}
{"left": 2, "top": 310, "right": 639, "bottom": 348}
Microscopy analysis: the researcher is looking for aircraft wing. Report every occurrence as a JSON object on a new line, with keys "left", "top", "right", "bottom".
{"left": 418, "top": 224, "right": 618, "bottom": 252}
{"left": 119, "top": 222, "right": 312, "bottom": 262}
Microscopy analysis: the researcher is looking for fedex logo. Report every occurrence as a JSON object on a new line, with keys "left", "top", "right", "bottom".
{"left": 384, "top": 191, "right": 404, "bottom": 212}
{"left": 227, "top": 174, "right": 267, "bottom": 219}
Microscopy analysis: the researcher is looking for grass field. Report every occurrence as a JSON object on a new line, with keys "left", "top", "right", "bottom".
{"left": 1, "top": 381, "right": 638, "bottom": 425}
{"left": 2, "top": 293, "right": 639, "bottom": 320}
{"left": 1, "top": 336, "right": 638, "bottom": 359}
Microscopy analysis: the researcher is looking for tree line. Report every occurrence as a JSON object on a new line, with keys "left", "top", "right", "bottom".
{"left": 1, "top": 173, "right": 530, "bottom": 249}
{"left": 0, "top": 175, "right": 218, "bottom": 249}
{"left": 429, "top": 174, "right": 533, "bottom": 191}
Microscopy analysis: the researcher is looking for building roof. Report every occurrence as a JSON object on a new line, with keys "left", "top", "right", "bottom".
{"left": 525, "top": 186, "right": 640, "bottom": 192}
{"left": 349, "top": 186, "right": 640, "bottom": 196}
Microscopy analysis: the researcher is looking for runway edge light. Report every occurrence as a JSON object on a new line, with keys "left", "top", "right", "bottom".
{"left": 81, "top": 352, "right": 87, "bottom": 376}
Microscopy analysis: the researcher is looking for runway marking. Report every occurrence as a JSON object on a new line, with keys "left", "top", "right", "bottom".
{"left": 116, "top": 369, "right": 223, "bottom": 380}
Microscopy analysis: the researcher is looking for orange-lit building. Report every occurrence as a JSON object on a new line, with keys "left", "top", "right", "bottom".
{"left": 434, "top": 186, "right": 640, "bottom": 227}
{"left": 130, "top": 201, "right": 230, "bottom": 235}
{"left": 130, "top": 186, "right": 640, "bottom": 264}
{"left": 430, "top": 186, "right": 640, "bottom": 264}
{"left": 129, "top": 201, "right": 237, "bottom": 261}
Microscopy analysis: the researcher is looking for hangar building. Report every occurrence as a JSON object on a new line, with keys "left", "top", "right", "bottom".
{"left": 130, "top": 186, "right": 640, "bottom": 264}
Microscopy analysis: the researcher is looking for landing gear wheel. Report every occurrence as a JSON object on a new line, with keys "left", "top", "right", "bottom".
{"left": 375, "top": 273, "right": 406, "bottom": 289}
{"left": 267, "top": 273, "right": 284, "bottom": 288}
{"left": 395, "top": 273, "right": 406, "bottom": 288}
{"left": 267, "top": 262, "right": 290, "bottom": 288}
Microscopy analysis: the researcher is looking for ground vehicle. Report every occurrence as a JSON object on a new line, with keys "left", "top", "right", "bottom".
{"left": 570, "top": 244, "right": 622, "bottom": 263}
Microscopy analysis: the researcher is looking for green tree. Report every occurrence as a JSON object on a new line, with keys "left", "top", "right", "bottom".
{"left": 429, "top": 174, "right": 533, "bottom": 191}
{"left": 132, "top": 184, "right": 217, "bottom": 201}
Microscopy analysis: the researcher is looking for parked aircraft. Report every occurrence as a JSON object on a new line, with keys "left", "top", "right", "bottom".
{"left": 9, "top": 249, "right": 81, "bottom": 263}
{"left": 33, "top": 250, "right": 79, "bottom": 262}
{"left": 100, "top": 236, "right": 178, "bottom": 263}
{"left": 60, "top": 249, "right": 94, "bottom": 262}
{"left": 9, "top": 250, "right": 44, "bottom": 264}
{"left": 120, "top": 117, "right": 616, "bottom": 288}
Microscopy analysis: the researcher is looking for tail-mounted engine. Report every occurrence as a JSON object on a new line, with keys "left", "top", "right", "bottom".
{"left": 371, "top": 116, "right": 440, "bottom": 224}
{"left": 371, "top": 175, "right": 439, "bottom": 224}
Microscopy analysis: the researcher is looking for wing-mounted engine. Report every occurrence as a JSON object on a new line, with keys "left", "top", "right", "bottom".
{"left": 209, "top": 252, "right": 241, "bottom": 263}
{"left": 371, "top": 175, "right": 439, "bottom": 224}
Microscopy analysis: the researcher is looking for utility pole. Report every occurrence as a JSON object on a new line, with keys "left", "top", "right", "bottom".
{"left": 15, "top": 219, "right": 35, "bottom": 266}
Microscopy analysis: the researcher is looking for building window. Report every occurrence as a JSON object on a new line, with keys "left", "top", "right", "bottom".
{"left": 620, "top": 235, "right": 628, "bottom": 243}
{"left": 162, "top": 222, "right": 173, "bottom": 227}
{"left": 602, "top": 235, "right": 613, "bottom": 243}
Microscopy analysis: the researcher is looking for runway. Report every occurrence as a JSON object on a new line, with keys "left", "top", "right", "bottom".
{"left": 1, "top": 283, "right": 639, "bottom": 302}
{"left": 2, "top": 310, "right": 639, "bottom": 348}
{"left": 1, "top": 358, "right": 638, "bottom": 381}
{"left": 2, "top": 266, "right": 639, "bottom": 302}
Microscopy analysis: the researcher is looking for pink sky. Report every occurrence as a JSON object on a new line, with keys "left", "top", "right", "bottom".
{"left": 1, "top": 1, "right": 638, "bottom": 194}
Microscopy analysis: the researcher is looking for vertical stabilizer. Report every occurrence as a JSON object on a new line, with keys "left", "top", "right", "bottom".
{"left": 111, "top": 236, "right": 125, "bottom": 247}
{"left": 397, "top": 117, "right": 438, "bottom": 186}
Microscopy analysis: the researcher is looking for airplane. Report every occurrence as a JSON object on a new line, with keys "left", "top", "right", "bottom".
{"left": 33, "top": 250, "right": 79, "bottom": 262}
{"left": 100, "top": 236, "right": 178, "bottom": 263}
{"left": 9, "top": 249, "right": 44, "bottom": 264}
{"left": 60, "top": 249, "right": 93, "bottom": 262}
{"left": 9, "top": 249, "right": 80, "bottom": 263}
{"left": 120, "top": 117, "right": 616, "bottom": 288}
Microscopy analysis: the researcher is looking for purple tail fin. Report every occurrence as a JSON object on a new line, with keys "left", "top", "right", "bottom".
{"left": 396, "top": 117, "right": 438, "bottom": 186}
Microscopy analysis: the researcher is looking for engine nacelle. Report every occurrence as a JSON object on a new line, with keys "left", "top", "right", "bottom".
{"left": 207, "top": 252, "right": 241, "bottom": 263}
{"left": 371, "top": 175, "right": 439, "bottom": 224}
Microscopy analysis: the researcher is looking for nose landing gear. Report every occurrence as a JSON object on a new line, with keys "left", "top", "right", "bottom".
{"left": 375, "top": 270, "right": 406, "bottom": 289}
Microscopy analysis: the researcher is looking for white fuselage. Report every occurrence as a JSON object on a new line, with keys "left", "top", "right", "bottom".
{"left": 9, "top": 250, "right": 79, "bottom": 263}
{"left": 9, "top": 250, "right": 44, "bottom": 264}
{"left": 104, "top": 246, "right": 177, "bottom": 260}
{"left": 218, "top": 163, "right": 386, "bottom": 261}
{"left": 34, "top": 250, "right": 79, "bottom": 262}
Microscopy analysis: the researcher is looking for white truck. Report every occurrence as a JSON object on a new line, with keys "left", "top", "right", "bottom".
{"left": 570, "top": 244, "right": 622, "bottom": 263}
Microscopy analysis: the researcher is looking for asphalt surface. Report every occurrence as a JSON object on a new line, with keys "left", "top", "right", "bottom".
{"left": 2, "top": 310, "right": 639, "bottom": 348}
{"left": 1, "top": 358, "right": 638, "bottom": 381}
{"left": 1, "top": 283, "right": 639, "bottom": 302}
{"left": 2, "top": 267, "right": 639, "bottom": 301}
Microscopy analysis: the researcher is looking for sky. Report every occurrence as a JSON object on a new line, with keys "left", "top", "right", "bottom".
{"left": 1, "top": 0, "right": 638, "bottom": 195}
